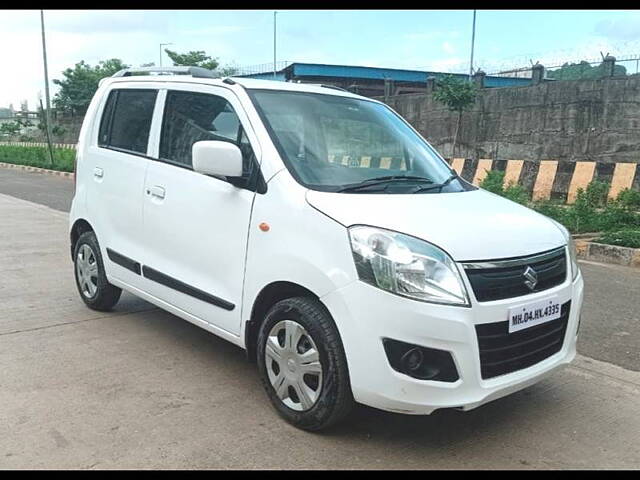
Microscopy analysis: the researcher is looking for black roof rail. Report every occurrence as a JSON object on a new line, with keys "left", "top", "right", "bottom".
{"left": 319, "top": 84, "right": 349, "bottom": 92}
{"left": 112, "top": 66, "right": 219, "bottom": 79}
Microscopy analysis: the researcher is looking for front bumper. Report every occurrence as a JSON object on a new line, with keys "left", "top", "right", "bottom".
{"left": 321, "top": 270, "right": 584, "bottom": 415}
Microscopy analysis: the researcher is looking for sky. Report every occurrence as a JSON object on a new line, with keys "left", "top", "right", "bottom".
{"left": 2, "top": 9, "right": 640, "bottom": 109}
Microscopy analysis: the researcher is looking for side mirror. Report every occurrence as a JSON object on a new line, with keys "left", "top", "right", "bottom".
{"left": 192, "top": 140, "right": 243, "bottom": 178}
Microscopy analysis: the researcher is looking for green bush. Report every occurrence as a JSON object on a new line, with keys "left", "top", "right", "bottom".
{"left": 479, "top": 169, "right": 505, "bottom": 194}
{"left": 595, "top": 229, "right": 640, "bottom": 248}
{"left": 546, "top": 181, "right": 640, "bottom": 234}
{"left": 580, "top": 179, "right": 609, "bottom": 208}
{"left": 503, "top": 182, "right": 530, "bottom": 205}
{"left": 616, "top": 188, "right": 640, "bottom": 210}
{"left": 478, "top": 168, "right": 640, "bottom": 234}
{"left": 479, "top": 170, "right": 530, "bottom": 205}
{"left": 532, "top": 199, "right": 572, "bottom": 226}
{"left": 0, "top": 145, "right": 75, "bottom": 172}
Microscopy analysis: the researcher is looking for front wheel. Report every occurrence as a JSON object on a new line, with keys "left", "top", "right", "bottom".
{"left": 256, "top": 297, "right": 354, "bottom": 431}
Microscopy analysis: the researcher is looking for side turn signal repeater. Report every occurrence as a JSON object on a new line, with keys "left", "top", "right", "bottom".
{"left": 259, "top": 222, "right": 270, "bottom": 232}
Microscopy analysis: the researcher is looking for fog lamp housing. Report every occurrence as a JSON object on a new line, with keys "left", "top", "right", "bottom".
{"left": 382, "top": 338, "right": 459, "bottom": 382}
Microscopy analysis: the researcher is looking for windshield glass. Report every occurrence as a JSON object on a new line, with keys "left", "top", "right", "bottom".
{"left": 248, "top": 89, "right": 469, "bottom": 193}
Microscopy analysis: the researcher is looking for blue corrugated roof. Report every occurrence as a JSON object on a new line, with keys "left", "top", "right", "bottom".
{"left": 238, "top": 62, "right": 532, "bottom": 87}
{"left": 291, "top": 63, "right": 429, "bottom": 82}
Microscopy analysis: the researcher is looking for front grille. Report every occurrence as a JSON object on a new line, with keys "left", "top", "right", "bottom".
{"left": 463, "top": 247, "right": 567, "bottom": 302}
{"left": 475, "top": 301, "right": 570, "bottom": 379}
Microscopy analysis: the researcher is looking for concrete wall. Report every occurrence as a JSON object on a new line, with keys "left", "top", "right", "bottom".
{"left": 381, "top": 74, "right": 640, "bottom": 166}
{"left": 446, "top": 157, "right": 640, "bottom": 204}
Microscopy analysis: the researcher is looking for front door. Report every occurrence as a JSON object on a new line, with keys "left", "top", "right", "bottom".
{"left": 140, "top": 85, "right": 262, "bottom": 336}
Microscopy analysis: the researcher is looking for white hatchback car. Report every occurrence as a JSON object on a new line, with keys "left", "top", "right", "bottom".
{"left": 69, "top": 66, "right": 584, "bottom": 430}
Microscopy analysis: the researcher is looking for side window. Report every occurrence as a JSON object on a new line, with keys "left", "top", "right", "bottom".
{"left": 98, "top": 91, "right": 116, "bottom": 147}
{"left": 97, "top": 89, "right": 157, "bottom": 154}
{"left": 159, "top": 90, "right": 255, "bottom": 172}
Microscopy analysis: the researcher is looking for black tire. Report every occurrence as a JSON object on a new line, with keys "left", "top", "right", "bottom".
{"left": 73, "top": 231, "right": 122, "bottom": 311}
{"left": 256, "top": 296, "right": 354, "bottom": 431}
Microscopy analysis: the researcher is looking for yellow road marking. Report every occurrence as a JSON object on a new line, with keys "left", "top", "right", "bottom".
{"left": 473, "top": 159, "right": 493, "bottom": 186}
{"left": 451, "top": 158, "right": 465, "bottom": 175}
{"left": 608, "top": 162, "right": 636, "bottom": 200}
{"left": 567, "top": 161, "right": 596, "bottom": 204}
{"left": 380, "top": 157, "right": 392, "bottom": 169}
{"left": 504, "top": 160, "right": 524, "bottom": 187}
{"left": 532, "top": 160, "right": 559, "bottom": 201}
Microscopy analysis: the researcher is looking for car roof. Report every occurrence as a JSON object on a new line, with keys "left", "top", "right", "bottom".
{"left": 104, "top": 74, "right": 374, "bottom": 102}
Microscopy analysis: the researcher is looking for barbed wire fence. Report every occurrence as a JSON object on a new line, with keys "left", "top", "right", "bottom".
{"left": 234, "top": 61, "right": 293, "bottom": 76}
{"left": 235, "top": 48, "right": 640, "bottom": 81}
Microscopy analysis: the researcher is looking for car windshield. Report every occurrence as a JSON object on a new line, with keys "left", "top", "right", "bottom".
{"left": 248, "top": 89, "right": 469, "bottom": 194}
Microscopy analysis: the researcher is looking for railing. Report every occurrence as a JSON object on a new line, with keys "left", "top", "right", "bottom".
{"left": 0, "top": 141, "right": 77, "bottom": 149}
{"left": 234, "top": 61, "right": 293, "bottom": 76}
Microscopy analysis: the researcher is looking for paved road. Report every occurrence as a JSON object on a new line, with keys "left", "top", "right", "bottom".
{"left": 2, "top": 167, "right": 638, "bottom": 371}
{"left": 0, "top": 168, "right": 73, "bottom": 212}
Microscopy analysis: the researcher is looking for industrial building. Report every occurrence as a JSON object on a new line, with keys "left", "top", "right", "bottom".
{"left": 238, "top": 62, "right": 533, "bottom": 97}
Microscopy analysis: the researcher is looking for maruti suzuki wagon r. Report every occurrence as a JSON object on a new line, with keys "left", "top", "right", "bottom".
{"left": 69, "top": 66, "right": 584, "bottom": 431}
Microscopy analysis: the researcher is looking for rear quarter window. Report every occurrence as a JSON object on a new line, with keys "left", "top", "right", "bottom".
{"left": 98, "top": 89, "right": 157, "bottom": 154}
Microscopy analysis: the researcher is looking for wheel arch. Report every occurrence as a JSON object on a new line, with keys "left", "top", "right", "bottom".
{"left": 244, "top": 281, "right": 320, "bottom": 363}
{"left": 70, "top": 218, "right": 94, "bottom": 259}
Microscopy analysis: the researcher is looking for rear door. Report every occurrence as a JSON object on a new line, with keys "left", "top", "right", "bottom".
{"left": 86, "top": 85, "right": 159, "bottom": 286}
{"left": 140, "top": 84, "right": 262, "bottom": 336}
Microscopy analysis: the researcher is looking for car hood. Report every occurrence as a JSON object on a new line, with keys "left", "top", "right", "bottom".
{"left": 306, "top": 189, "right": 566, "bottom": 261}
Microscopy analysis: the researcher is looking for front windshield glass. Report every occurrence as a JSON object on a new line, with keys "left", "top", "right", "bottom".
{"left": 248, "top": 89, "right": 469, "bottom": 193}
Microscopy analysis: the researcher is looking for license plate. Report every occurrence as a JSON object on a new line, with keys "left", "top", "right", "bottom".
{"left": 508, "top": 297, "right": 562, "bottom": 333}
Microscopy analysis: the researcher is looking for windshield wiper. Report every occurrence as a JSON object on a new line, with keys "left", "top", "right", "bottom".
{"left": 410, "top": 173, "right": 458, "bottom": 193}
{"left": 337, "top": 175, "right": 435, "bottom": 193}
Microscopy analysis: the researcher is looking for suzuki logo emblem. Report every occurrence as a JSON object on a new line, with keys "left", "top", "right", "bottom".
{"left": 523, "top": 266, "right": 538, "bottom": 290}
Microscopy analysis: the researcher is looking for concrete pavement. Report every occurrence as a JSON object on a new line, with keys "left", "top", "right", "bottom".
{"left": 1, "top": 192, "right": 639, "bottom": 469}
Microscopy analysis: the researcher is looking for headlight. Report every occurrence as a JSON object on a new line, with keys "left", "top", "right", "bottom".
{"left": 550, "top": 220, "right": 579, "bottom": 281}
{"left": 567, "top": 235, "right": 579, "bottom": 281}
{"left": 348, "top": 226, "right": 470, "bottom": 306}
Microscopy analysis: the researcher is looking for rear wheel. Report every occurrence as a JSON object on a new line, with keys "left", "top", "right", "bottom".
{"left": 73, "top": 231, "right": 122, "bottom": 311}
{"left": 256, "top": 296, "right": 354, "bottom": 431}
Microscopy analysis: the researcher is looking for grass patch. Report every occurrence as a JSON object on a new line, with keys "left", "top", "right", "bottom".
{"left": 0, "top": 145, "right": 76, "bottom": 172}
{"left": 595, "top": 229, "right": 640, "bottom": 249}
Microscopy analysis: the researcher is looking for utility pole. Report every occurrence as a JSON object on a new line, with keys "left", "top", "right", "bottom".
{"left": 469, "top": 9, "right": 477, "bottom": 81}
{"left": 40, "top": 10, "right": 54, "bottom": 166}
{"left": 160, "top": 43, "right": 173, "bottom": 68}
{"left": 273, "top": 11, "right": 278, "bottom": 79}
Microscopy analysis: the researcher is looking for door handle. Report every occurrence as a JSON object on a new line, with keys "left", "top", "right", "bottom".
{"left": 93, "top": 167, "right": 104, "bottom": 178}
{"left": 148, "top": 185, "right": 166, "bottom": 199}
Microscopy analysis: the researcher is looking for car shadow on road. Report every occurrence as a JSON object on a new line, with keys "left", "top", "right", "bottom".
{"left": 111, "top": 294, "right": 562, "bottom": 450}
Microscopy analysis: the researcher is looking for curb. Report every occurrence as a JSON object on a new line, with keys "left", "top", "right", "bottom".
{"left": 574, "top": 237, "right": 640, "bottom": 268}
{"left": 0, "top": 162, "right": 74, "bottom": 179}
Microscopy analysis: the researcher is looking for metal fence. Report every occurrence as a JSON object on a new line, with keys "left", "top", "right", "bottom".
{"left": 0, "top": 141, "right": 77, "bottom": 149}
{"left": 486, "top": 54, "right": 640, "bottom": 81}
{"left": 234, "top": 61, "right": 293, "bottom": 76}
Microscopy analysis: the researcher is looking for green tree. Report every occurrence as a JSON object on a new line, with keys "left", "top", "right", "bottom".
{"left": 547, "top": 60, "right": 627, "bottom": 81}
{"left": 16, "top": 118, "right": 34, "bottom": 128}
{"left": 432, "top": 75, "right": 477, "bottom": 158}
{"left": 0, "top": 121, "right": 21, "bottom": 136}
{"left": 164, "top": 49, "right": 219, "bottom": 70}
{"left": 218, "top": 63, "right": 239, "bottom": 76}
{"left": 53, "top": 58, "right": 129, "bottom": 114}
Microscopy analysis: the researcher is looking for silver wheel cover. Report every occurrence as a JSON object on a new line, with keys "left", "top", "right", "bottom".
{"left": 265, "top": 319, "right": 323, "bottom": 411}
{"left": 76, "top": 244, "right": 99, "bottom": 299}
